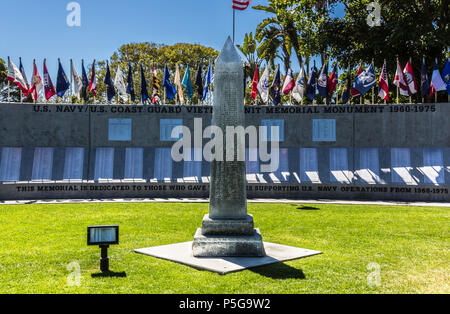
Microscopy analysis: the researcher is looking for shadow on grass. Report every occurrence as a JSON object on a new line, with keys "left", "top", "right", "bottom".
{"left": 297, "top": 205, "right": 320, "bottom": 211}
{"left": 91, "top": 271, "right": 127, "bottom": 278}
{"left": 250, "top": 263, "right": 306, "bottom": 280}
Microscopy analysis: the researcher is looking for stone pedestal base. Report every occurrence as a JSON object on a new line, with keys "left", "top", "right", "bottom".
{"left": 192, "top": 228, "right": 266, "bottom": 257}
{"left": 135, "top": 242, "right": 322, "bottom": 275}
{"left": 200, "top": 214, "right": 255, "bottom": 235}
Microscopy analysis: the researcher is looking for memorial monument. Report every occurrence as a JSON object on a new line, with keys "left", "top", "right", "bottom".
{"left": 192, "top": 37, "right": 265, "bottom": 257}
{"left": 135, "top": 38, "right": 321, "bottom": 274}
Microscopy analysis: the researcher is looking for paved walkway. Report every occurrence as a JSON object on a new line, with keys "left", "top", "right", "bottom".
{"left": 1, "top": 198, "right": 449, "bottom": 207}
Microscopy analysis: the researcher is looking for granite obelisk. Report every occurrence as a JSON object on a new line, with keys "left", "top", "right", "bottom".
{"left": 192, "top": 37, "right": 265, "bottom": 257}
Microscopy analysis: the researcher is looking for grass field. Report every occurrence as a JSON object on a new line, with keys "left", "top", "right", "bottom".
{"left": 0, "top": 202, "right": 448, "bottom": 294}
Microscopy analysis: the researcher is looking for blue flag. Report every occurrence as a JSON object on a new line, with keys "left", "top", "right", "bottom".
{"left": 442, "top": 58, "right": 450, "bottom": 95}
{"left": 104, "top": 61, "right": 116, "bottom": 101}
{"left": 127, "top": 64, "right": 135, "bottom": 102}
{"left": 306, "top": 62, "right": 318, "bottom": 100}
{"left": 341, "top": 70, "right": 352, "bottom": 104}
{"left": 271, "top": 66, "right": 281, "bottom": 105}
{"left": 182, "top": 65, "right": 193, "bottom": 100}
{"left": 317, "top": 62, "right": 328, "bottom": 98}
{"left": 81, "top": 60, "right": 89, "bottom": 101}
{"left": 203, "top": 63, "right": 212, "bottom": 101}
{"left": 56, "top": 59, "right": 70, "bottom": 97}
{"left": 140, "top": 64, "right": 149, "bottom": 103}
{"left": 421, "top": 59, "right": 430, "bottom": 98}
{"left": 163, "top": 64, "right": 177, "bottom": 100}
{"left": 353, "top": 64, "right": 376, "bottom": 96}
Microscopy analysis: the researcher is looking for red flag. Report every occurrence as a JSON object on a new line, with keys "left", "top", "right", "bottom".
{"left": 403, "top": 60, "right": 417, "bottom": 95}
{"left": 251, "top": 65, "right": 258, "bottom": 99}
{"left": 282, "top": 68, "right": 295, "bottom": 95}
{"left": 43, "top": 59, "right": 56, "bottom": 100}
{"left": 7, "top": 57, "right": 28, "bottom": 94}
{"left": 351, "top": 64, "right": 363, "bottom": 97}
{"left": 394, "top": 60, "right": 410, "bottom": 96}
{"left": 89, "top": 60, "right": 97, "bottom": 97}
{"left": 29, "top": 60, "right": 43, "bottom": 101}
{"left": 378, "top": 61, "right": 389, "bottom": 102}
{"left": 328, "top": 65, "right": 338, "bottom": 95}
{"left": 232, "top": 0, "right": 251, "bottom": 10}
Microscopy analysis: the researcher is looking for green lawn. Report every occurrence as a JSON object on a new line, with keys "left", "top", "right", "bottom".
{"left": 0, "top": 202, "right": 448, "bottom": 294}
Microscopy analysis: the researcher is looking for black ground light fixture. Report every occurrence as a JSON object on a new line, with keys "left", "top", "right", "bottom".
{"left": 87, "top": 225, "right": 119, "bottom": 272}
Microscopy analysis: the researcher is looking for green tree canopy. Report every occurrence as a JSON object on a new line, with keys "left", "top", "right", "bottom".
{"left": 95, "top": 42, "right": 218, "bottom": 104}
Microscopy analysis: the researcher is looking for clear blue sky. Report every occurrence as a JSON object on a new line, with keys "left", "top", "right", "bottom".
{"left": 1, "top": 0, "right": 345, "bottom": 77}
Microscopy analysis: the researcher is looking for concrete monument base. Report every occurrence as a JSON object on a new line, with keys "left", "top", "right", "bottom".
{"left": 192, "top": 228, "right": 265, "bottom": 257}
{"left": 135, "top": 241, "right": 322, "bottom": 275}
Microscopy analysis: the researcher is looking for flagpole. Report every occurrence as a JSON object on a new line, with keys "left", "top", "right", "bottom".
{"left": 70, "top": 59, "right": 74, "bottom": 104}
{"left": 435, "top": 58, "right": 438, "bottom": 104}
{"left": 409, "top": 57, "right": 412, "bottom": 104}
{"left": 396, "top": 57, "right": 400, "bottom": 104}
{"left": 371, "top": 59, "right": 375, "bottom": 105}
{"left": 7, "top": 56, "right": 11, "bottom": 102}
{"left": 19, "top": 57, "right": 23, "bottom": 103}
{"left": 233, "top": 9, "right": 235, "bottom": 43}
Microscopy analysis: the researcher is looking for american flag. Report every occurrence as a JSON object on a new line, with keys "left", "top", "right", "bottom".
{"left": 232, "top": 0, "right": 251, "bottom": 11}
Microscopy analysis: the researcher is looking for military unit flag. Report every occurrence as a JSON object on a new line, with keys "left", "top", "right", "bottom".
{"left": 182, "top": 65, "right": 193, "bottom": 101}
{"left": 56, "top": 59, "right": 70, "bottom": 97}
{"left": 126, "top": 64, "right": 136, "bottom": 102}
{"left": 317, "top": 62, "right": 328, "bottom": 98}
{"left": 114, "top": 65, "right": 128, "bottom": 102}
{"left": 328, "top": 64, "right": 338, "bottom": 96}
{"left": 378, "top": 61, "right": 389, "bottom": 102}
{"left": 29, "top": 60, "right": 43, "bottom": 101}
{"left": 270, "top": 65, "right": 281, "bottom": 105}
{"left": 291, "top": 65, "right": 306, "bottom": 102}
{"left": 195, "top": 64, "right": 203, "bottom": 100}
{"left": 81, "top": 60, "right": 89, "bottom": 102}
{"left": 7, "top": 57, "right": 28, "bottom": 95}
{"left": 351, "top": 64, "right": 363, "bottom": 97}
{"left": 257, "top": 66, "right": 270, "bottom": 103}
{"left": 19, "top": 58, "right": 29, "bottom": 97}
{"left": 306, "top": 61, "right": 318, "bottom": 101}
{"left": 421, "top": 59, "right": 430, "bottom": 98}
{"left": 442, "top": 58, "right": 450, "bottom": 95}
{"left": 163, "top": 64, "right": 177, "bottom": 100}
{"left": 341, "top": 70, "right": 352, "bottom": 104}
{"left": 71, "top": 59, "right": 83, "bottom": 100}
{"left": 429, "top": 59, "right": 447, "bottom": 98}
{"left": 203, "top": 63, "right": 212, "bottom": 101}
{"left": 104, "top": 61, "right": 116, "bottom": 101}
{"left": 394, "top": 60, "right": 410, "bottom": 96}
{"left": 282, "top": 68, "right": 295, "bottom": 95}
{"left": 43, "top": 59, "right": 56, "bottom": 100}
{"left": 88, "top": 60, "right": 97, "bottom": 97}
{"left": 403, "top": 60, "right": 418, "bottom": 95}
{"left": 174, "top": 64, "right": 185, "bottom": 104}
{"left": 141, "top": 64, "right": 149, "bottom": 103}
{"left": 152, "top": 64, "right": 160, "bottom": 104}
{"left": 251, "top": 66, "right": 259, "bottom": 100}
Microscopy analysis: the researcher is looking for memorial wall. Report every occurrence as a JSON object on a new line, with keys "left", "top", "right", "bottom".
{"left": 0, "top": 102, "right": 449, "bottom": 201}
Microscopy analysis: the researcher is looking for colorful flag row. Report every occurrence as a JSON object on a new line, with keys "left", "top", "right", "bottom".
{"left": 251, "top": 58, "right": 450, "bottom": 105}
{"left": 7, "top": 58, "right": 97, "bottom": 102}
{"left": 6, "top": 58, "right": 214, "bottom": 104}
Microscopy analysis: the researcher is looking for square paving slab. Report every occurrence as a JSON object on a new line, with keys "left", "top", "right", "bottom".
{"left": 135, "top": 242, "right": 322, "bottom": 275}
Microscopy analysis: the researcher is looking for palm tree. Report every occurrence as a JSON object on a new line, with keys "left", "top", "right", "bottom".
{"left": 236, "top": 32, "right": 263, "bottom": 79}
{"left": 253, "top": 0, "right": 303, "bottom": 72}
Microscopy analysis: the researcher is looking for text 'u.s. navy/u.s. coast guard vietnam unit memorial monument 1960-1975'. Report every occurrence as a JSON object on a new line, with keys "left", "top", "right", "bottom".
{"left": 135, "top": 37, "right": 322, "bottom": 274}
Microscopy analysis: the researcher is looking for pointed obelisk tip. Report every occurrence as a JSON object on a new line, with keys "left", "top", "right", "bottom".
{"left": 216, "top": 36, "right": 242, "bottom": 64}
